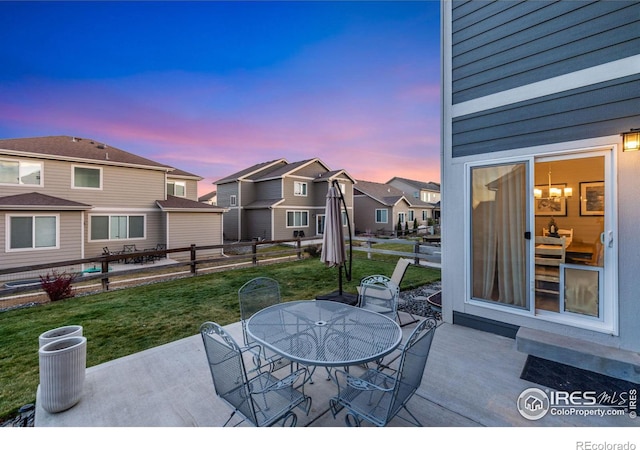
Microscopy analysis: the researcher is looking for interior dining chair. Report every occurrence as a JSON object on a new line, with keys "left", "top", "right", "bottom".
{"left": 329, "top": 317, "right": 438, "bottom": 427}
{"left": 200, "top": 321, "right": 311, "bottom": 427}
{"left": 238, "top": 277, "right": 290, "bottom": 372}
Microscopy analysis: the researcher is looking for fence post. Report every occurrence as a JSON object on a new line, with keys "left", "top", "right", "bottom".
{"left": 414, "top": 242, "right": 420, "bottom": 265}
{"left": 252, "top": 241, "right": 258, "bottom": 266}
{"left": 190, "top": 244, "right": 197, "bottom": 275}
{"left": 297, "top": 238, "right": 302, "bottom": 259}
{"left": 366, "top": 238, "right": 372, "bottom": 260}
{"left": 101, "top": 259, "right": 109, "bottom": 291}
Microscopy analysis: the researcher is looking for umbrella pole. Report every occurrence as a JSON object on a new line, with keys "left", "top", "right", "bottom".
{"left": 338, "top": 266, "right": 343, "bottom": 295}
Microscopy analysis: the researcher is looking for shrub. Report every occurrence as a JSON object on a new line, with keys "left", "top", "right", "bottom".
{"left": 39, "top": 271, "right": 78, "bottom": 302}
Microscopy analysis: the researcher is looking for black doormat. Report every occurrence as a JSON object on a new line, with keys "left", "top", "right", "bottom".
{"left": 520, "top": 355, "right": 639, "bottom": 395}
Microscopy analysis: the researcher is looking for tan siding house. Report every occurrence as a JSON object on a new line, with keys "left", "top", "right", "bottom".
{"left": 0, "top": 136, "right": 227, "bottom": 274}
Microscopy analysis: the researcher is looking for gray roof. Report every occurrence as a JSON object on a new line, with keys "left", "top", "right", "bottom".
{"left": 213, "top": 159, "right": 287, "bottom": 184}
{"left": 0, "top": 192, "right": 92, "bottom": 210}
{"left": 387, "top": 176, "right": 440, "bottom": 192}
{"left": 198, "top": 190, "right": 217, "bottom": 202}
{"left": 156, "top": 195, "right": 226, "bottom": 212}
{"left": 354, "top": 179, "right": 434, "bottom": 208}
{"left": 0, "top": 136, "right": 173, "bottom": 171}
{"left": 244, "top": 199, "right": 284, "bottom": 209}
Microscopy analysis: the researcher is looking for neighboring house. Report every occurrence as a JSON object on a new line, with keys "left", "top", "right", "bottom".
{"left": 214, "top": 158, "right": 355, "bottom": 241}
{"left": 441, "top": 1, "right": 640, "bottom": 381}
{"left": 386, "top": 177, "right": 441, "bottom": 224}
{"left": 198, "top": 190, "right": 217, "bottom": 205}
{"left": 353, "top": 180, "right": 435, "bottom": 235}
{"left": 387, "top": 177, "right": 441, "bottom": 204}
{"left": 0, "top": 136, "right": 227, "bottom": 275}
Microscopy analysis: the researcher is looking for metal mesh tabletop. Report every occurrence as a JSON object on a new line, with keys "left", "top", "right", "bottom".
{"left": 246, "top": 300, "right": 402, "bottom": 367}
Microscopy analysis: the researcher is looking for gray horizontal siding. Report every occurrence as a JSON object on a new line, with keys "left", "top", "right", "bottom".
{"left": 452, "top": 74, "right": 640, "bottom": 157}
{"left": 452, "top": 1, "right": 640, "bottom": 103}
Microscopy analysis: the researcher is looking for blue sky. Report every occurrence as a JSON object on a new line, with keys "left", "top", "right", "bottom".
{"left": 0, "top": 1, "right": 441, "bottom": 195}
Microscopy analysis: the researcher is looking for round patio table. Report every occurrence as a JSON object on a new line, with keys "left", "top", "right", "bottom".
{"left": 246, "top": 300, "right": 402, "bottom": 368}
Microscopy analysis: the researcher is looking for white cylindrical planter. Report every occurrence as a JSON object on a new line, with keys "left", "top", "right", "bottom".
{"left": 38, "top": 325, "right": 83, "bottom": 348}
{"left": 39, "top": 336, "right": 87, "bottom": 413}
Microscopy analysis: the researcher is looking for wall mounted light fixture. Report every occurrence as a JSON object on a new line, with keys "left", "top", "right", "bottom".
{"left": 622, "top": 128, "right": 640, "bottom": 152}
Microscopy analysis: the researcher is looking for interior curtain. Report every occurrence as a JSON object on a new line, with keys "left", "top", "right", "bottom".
{"left": 494, "top": 165, "right": 527, "bottom": 306}
{"left": 471, "top": 164, "right": 527, "bottom": 307}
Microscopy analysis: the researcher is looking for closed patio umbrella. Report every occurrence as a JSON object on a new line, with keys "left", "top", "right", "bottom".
{"left": 317, "top": 180, "right": 356, "bottom": 305}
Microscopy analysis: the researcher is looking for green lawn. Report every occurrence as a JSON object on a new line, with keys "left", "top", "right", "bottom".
{"left": 0, "top": 255, "right": 440, "bottom": 421}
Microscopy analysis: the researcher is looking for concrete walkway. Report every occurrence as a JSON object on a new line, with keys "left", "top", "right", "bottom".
{"left": 34, "top": 312, "right": 637, "bottom": 430}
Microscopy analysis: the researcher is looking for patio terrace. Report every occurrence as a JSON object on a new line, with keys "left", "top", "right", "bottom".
{"left": 33, "top": 311, "right": 637, "bottom": 433}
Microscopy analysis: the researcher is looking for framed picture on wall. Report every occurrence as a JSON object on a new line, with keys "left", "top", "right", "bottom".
{"left": 580, "top": 181, "right": 604, "bottom": 216}
{"left": 534, "top": 184, "right": 567, "bottom": 216}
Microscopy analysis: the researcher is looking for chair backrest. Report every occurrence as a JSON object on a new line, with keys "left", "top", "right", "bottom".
{"left": 387, "top": 318, "right": 437, "bottom": 420}
{"left": 200, "top": 321, "right": 257, "bottom": 424}
{"left": 122, "top": 244, "right": 137, "bottom": 253}
{"left": 535, "top": 236, "right": 566, "bottom": 266}
{"left": 543, "top": 227, "right": 573, "bottom": 247}
{"left": 390, "top": 258, "right": 412, "bottom": 288}
{"left": 238, "top": 277, "right": 282, "bottom": 344}
{"left": 358, "top": 275, "right": 400, "bottom": 318}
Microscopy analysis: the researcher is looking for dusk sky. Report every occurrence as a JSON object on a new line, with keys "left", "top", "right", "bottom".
{"left": 0, "top": 1, "right": 441, "bottom": 196}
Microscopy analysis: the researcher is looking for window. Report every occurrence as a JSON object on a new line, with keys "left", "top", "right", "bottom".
{"left": 342, "top": 211, "right": 348, "bottom": 226}
{"left": 422, "top": 210, "right": 428, "bottom": 221}
{"left": 408, "top": 210, "right": 415, "bottom": 221}
{"left": 0, "top": 159, "right": 42, "bottom": 186}
{"left": 398, "top": 212, "right": 406, "bottom": 224}
{"left": 294, "top": 181, "right": 307, "bottom": 196}
{"left": 339, "top": 183, "right": 346, "bottom": 194}
{"left": 230, "top": 195, "right": 237, "bottom": 206}
{"left": 90, "top": 215, "right": 145, "bottom": 240}
{"left": 287, "top": 211, "right": 309, "bottom": 227}
{"left": 167, "top": 181, "right": 186, "bottom": 197}
{"left": 73, "top": 166, "right": 101, "bottom": 189}
{"left": 8, "top": 215, "right": 57, "bottom": 250}
{"left": 375, "top": 209, "right": 388, "bottom": 223}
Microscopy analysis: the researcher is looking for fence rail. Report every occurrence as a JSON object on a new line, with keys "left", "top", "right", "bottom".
{"left": 1, "top": 236, "right": 440, "bottom": 298}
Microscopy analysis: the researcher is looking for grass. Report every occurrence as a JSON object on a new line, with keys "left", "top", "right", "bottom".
{"left": 0, "top": 254, "right": 440, "bottom": 422}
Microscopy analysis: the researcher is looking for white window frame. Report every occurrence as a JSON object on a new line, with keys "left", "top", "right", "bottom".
{"left": 167, "top": 181, "right": 186, "bottom": 197}
{"left": 230, "top": 195, "right": 237, "bottom": 207}
{"left": 398, "top": 212, "right": 406, "bottom": 224}
{"left": 422, "top": 210, "right": 428, "bottom": 221}
{"left": 294, "top": 181, "right": 308, "bottom": 197}
{"left": 286, "top": 210, "right": 309, "bottom": 227}
{"left": 6, "top": 213, "right": 59, "bottom": 251}
{"left": 375, "top": 209, "right": 388, "bottom": 224}
{"left": 408, "top": 210, "right": 415, "bottom": 222}
{"left": 0, "top": 158, "right": 43, "bottom": 186}
{"left": 89, "top": 214, "right": 146, "bottom": 241}
{"left": 72, "top": 165, "right": 102, "bottom": 190}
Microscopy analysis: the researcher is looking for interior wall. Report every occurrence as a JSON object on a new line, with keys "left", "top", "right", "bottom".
{"left": 534, "top": 157, "right": 604, "bottom": 246}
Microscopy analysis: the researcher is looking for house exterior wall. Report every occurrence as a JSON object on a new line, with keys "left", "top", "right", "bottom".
{"left": 165, "top": 212, "right": 223, "bottom": 260}
{"left": 246, "top": 209, "right": 272, "bottom": 241}
{"left": 0, "top": 210, "right": 83, "bottom": 272}
{"left": 442, "top": 0, "right": 640, "bottom": 352}
{"left": 353, "top": 195, "right": 389, "bottom": 235}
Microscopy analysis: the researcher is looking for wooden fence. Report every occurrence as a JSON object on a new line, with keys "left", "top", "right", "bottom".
{"left": 0, "top": 236, "right": 440, "bottom": 297}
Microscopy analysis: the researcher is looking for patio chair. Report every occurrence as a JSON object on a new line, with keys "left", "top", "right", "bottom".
{"left": 329, "top": 317, "right": 437, "bottom": 427}
{"left": 121, "top": 244, "right": 142, "bottom": 264}
{"left": 200, "top": 321, "right": 312, "bottom": 427}
{"left": 238, "top": 277, "right": 290, "bottom": 372}
{"left": 357, "top": 275, "right": 400, "bottom": 320}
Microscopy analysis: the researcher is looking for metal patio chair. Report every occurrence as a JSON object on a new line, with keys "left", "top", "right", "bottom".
{"left": 329, "top": 317, "right": 437, "bottom": 427}
{"left": 238, "top": 277, "right": 290, "bottom": 373}
{"left": 200, "top": 321, "right": 311, "bottom": 427}
{"left": 357, "top": 275, "right": 400, "bottom": 320}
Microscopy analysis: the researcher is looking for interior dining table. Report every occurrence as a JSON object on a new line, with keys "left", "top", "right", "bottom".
{"left": 246, "top": 300, "right": 402, "bottom": 372}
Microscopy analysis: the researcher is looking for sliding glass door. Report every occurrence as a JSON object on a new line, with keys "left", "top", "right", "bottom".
{"left": 470, "top": 162, "right": 529, "bottom": 309}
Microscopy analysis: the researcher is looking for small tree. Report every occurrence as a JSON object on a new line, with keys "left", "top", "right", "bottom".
{"left": 397, "top": 217, "right": 403, "bottom": 236}
{"left": 39, "top": 271, "right": 78, "bottom": 302}
{"left": 413, "top": 218, "right": 419, "bottom": 231}
{"left": 404, "top": 222, "right": 409, "bottom": 235}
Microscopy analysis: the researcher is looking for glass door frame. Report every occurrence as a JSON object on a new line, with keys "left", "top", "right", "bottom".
{"left": 465, "top": 146, "right": 617, "bottom": 335}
